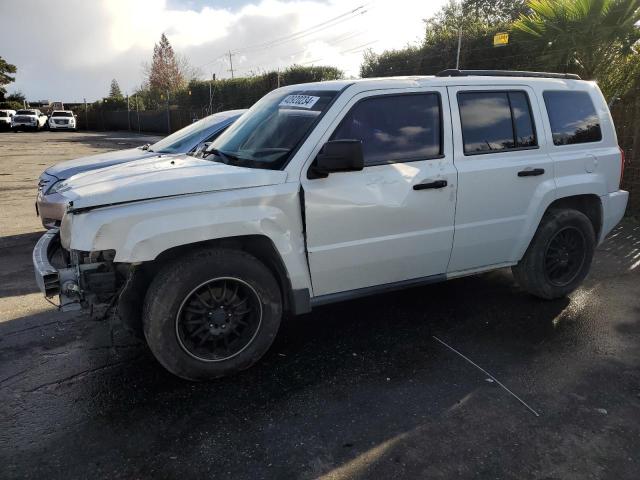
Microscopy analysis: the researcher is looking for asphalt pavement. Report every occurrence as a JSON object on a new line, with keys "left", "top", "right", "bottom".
{"left": 1, "top": 131, "right": 639, "bottom": 479}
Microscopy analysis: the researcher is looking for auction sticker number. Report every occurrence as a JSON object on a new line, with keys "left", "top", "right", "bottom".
{"left": 279, "top": 95, "right": 320, "bottom": 109}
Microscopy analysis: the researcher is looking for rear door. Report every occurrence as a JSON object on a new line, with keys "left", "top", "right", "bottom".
{"left": 447, "top": 85, "right": 555, "bottom": 272}
{"left": 301, "top": 88, "right": 457, "bottom": 296}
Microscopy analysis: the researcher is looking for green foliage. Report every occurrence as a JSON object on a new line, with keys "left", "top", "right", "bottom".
{"left": 0, "top": 101, "right": 22, "bottom": 110}
{"left": 512, "top": 0, "right": 640, "bottom": 97}
{"left": 150, "top": 64, "right": 342, "bottom": 113}
{"left": 361, "top": 1, "right": 535, "bottom": 77}
{"left": 0, "top": 56, "right": 17, "bottom": 100}
{"left": 109, "top": 79, "right": 123, "bottom": 99}
{"left": 360, "top": 0, "right": 640, "bottom": 99}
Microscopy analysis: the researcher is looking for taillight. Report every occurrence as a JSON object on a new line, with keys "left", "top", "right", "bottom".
{"left": 619, "top": 146, "right": 625, "bottom": 189}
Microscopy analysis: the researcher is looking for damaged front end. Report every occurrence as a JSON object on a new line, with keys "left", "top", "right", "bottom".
{"left": 32, "top": 228, "right": 128, "bottom": 316}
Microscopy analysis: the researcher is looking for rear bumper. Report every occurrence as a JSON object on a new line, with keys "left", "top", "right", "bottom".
{"left": 600, "top": 190, "right": 629, "bottom": 243}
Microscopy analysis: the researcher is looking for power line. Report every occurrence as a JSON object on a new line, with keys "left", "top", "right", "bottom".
{"left": 196, "top": 3, "right": 370, "bottom": 70}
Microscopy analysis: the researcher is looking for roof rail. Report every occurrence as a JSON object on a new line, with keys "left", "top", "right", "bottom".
{"left": 436, "top": 69, "right": 581, "bottom": 80}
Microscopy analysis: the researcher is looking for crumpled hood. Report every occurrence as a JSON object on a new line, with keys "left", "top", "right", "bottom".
{"left": 59, "top": 154, "right": 288, "bottom": 209}
{"left": 45, "top": 147, "right": 157, "bottom": 179}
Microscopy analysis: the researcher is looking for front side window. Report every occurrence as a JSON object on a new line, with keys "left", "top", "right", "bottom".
{"left": 458, "top": 91, "right": 537, "bottom": 154}
{"left": 543, "top": 91, "right": 602, "bottom": 145}
{"left": 331, "top": 93, "right": 442, "bottom": 166}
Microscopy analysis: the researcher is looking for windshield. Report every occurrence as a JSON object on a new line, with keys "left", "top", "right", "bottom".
{"left": 51, "top": 111, "right": 73, "bottom": 117}
{"left": 149, "top": 111, "right": 239, "bottom": 154}
{"left": 207, "top": 89, "right": 339, "bottom": 170}
{"left": 17, "top": 110, "right": 36, "bottom": 115}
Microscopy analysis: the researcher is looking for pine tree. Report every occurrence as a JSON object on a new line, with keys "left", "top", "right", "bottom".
{"left": 109, "top": 79, "right": 123, "bottom": 99}
{"left": 148, "top": 33, "right": 184, "bottom": 94}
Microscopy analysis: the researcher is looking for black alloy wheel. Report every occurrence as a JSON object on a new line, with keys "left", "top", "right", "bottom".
{"left": 175, "top": 277, "right": 262, "bottom": 362}
{"left": 543, "top": 226, "right": 587, "bottom": 287}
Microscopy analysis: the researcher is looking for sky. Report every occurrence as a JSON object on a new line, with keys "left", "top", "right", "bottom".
{"left": 0, "top": 0, "right": 447, "bottom": 102}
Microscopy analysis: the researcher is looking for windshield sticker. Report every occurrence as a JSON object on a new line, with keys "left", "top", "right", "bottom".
{"left": 279, "top": 95, "right": 320, "bottom": 109}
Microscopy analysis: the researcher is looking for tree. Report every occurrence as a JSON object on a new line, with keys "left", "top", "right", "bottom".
{"left": 513, "top": 0, "right": 640, "bottom": 79}
{"left": 361, "top": 0, "right": 535, "bottom": 77}
{"left": 0, "top": 56, "right": 17, "bottom": 101}
{"left": 109, "top": 79, "right": 123, "bottom": 99}
{"left": 145, "top": 33, "right": 185, "bottom": 94}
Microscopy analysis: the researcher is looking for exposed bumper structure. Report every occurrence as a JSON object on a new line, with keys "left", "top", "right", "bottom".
{"left": 32, "top": 228, "right": 82, "bottom": 311}
{"left": 32, "top": 228, "right": 62, "bottom": 298}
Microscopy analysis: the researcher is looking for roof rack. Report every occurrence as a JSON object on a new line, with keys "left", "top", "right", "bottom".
{"left": 435, "top": 69, "right": 581, "bottom": 80}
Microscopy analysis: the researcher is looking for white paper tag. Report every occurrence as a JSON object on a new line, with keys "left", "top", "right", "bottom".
{"left": 279, "top": 94, "right": 320, "bottom": 109}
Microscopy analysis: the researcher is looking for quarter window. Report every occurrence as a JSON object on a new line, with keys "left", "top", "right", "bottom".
{"left": 458, "top": 91, "right": 538, "bottom": 154}
{"left": 543, "top": 91, "right": 602, "bottom": 145}
{"left": 331, "top": 93, "right": 442, "bottom": 166}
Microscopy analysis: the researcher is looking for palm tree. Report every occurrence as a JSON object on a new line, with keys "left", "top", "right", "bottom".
{"left": 513, "top": 0, "right": 640, "bottom": 78}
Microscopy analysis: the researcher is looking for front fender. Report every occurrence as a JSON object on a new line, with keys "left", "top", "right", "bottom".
{"left": 66, "top": 183, "right": 312, "bottom": 291}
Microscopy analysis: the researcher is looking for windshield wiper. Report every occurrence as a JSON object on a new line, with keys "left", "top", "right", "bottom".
{"left": 206, "top": 148, "right": 239, "bottom": 164}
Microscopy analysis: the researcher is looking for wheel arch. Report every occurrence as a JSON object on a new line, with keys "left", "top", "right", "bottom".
{"left": 514, "top": 193, "right": 603, "bottom": 264}
{"left": 118, "top": 234, "right": 300, "bottom": 336}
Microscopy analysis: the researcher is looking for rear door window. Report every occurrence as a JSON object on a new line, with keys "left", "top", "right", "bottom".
{"left": 543, "top": 91, "right": 602, "bottom": 145}
{"left": 331, "top": 93, "right": 442, "bottom": 166}
{"left": 457, "top": 91, "right": 538, "bottom": 155}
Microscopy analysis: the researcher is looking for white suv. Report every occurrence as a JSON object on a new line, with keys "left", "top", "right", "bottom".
{"left": 48, "top": 110, "right": 76, "bottom": 130}
{"left": 12, "top": 108, "right": 48, "bottom": 131}
{"left": 33, "top": 70, "right": 628, "bottom": 380}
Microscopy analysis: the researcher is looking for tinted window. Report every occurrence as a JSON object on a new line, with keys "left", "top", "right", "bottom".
{"left": 510, "top": 92, "right": 536, "bottom": 147}
{"left": 331, "top": 93, "right": 441, "bottom": 166}
{"left": 458, "top": 91, "right": 537, "bottom": 154}
{"left": 543, "top": 91, "right": 602, "bottom": 145}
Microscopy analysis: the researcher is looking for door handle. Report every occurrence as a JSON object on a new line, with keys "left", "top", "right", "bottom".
{"left": 517, "top": 168, "right": 545, "bottom": 177}
{"left": 413, "top": 179, "right": 447, "bottom": 190}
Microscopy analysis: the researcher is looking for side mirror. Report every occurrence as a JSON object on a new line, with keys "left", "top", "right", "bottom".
{"left": 308, "top": 139, "right": 364, "bottom": 179}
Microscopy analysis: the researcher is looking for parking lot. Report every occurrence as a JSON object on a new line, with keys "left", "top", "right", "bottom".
{"left": 0, "top": 131, "right": 639, "bottom": 479}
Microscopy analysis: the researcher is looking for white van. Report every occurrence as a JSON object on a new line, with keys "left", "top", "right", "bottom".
{"left": 33, "top": 70, "right": 628, "bottom": 380}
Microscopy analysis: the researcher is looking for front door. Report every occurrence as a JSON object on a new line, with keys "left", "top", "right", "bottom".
{"left": 301, "top": 88, "right": 457, "bottom": 297}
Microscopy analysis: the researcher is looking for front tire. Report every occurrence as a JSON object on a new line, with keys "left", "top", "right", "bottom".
{"left": 143, "top": 248, "right": 282, "bottom": 381}
{"left": 512, "top": 209, "right": 595, "bottom": 299}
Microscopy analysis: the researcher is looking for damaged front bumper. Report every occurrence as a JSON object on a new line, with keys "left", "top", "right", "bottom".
{"left": 32, "top": 228, "right": 117, "bottom": 312}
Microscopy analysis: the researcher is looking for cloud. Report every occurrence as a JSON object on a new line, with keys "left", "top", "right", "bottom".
{"left": 1, "top": 0, "right": 445, "bottom": 102}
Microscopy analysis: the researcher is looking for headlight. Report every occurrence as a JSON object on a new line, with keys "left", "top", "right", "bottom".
{"left": 60, "top": 212, "right": 73, "bottom": 249}
{"left": 46, "top": 179, "right": 66, "bottom": 195}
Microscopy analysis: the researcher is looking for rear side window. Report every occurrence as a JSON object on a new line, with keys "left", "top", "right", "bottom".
{"left": 331, "top": 93, "right": 442, "bottom": 166}
{"left": 458, "top": 91, "right": 537, "bottom": 154}
{"left": 543, "top": 91, "right": 602, "bottom": 145}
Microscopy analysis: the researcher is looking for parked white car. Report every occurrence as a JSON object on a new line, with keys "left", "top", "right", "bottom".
{"left": 33, "top": 70, "right": 628, "bottom": 380}
{"left": 0, "top": 109, "right": 16, "bottom": 129}
{"left": 12, "top": 108, "right": 48, "bottom": 131}
{"left": 48, "top": 110, "right": 76, "bottom": 130}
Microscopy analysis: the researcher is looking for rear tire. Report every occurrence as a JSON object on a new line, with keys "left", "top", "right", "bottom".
{"left": 512, "top": 209, "right": 595, "bottom": 299}
{"left": 143, "top": 248, "right": 282, "bottom": 381}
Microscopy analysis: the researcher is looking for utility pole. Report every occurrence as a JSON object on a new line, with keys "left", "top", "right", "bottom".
{"left": 277, "top": 68, "right": 280, "bottom": 88}
{"left": 84, "top": 98, "right": 88, "bottom": 131}
{"left": 228, "top": 50, "right": 235, "bottom": 79}
{"left": 209, "top": 73, "right": 214, "bottom": 114}
{"left": 166, "top": 90, "right": 171, "bottom": 134}
{"left": 455, "top": 28, "right": 462, "bottom": 70}
{"left": 135, "top": 94, "right": 140, "bottom": 133}
{"left": 126, "top": 94, "right": 131, "bottom": 131}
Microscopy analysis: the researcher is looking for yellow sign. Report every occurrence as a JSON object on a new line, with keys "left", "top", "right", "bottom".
{"left": 493, "top": 32, "right": 509, "bottom": 47}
